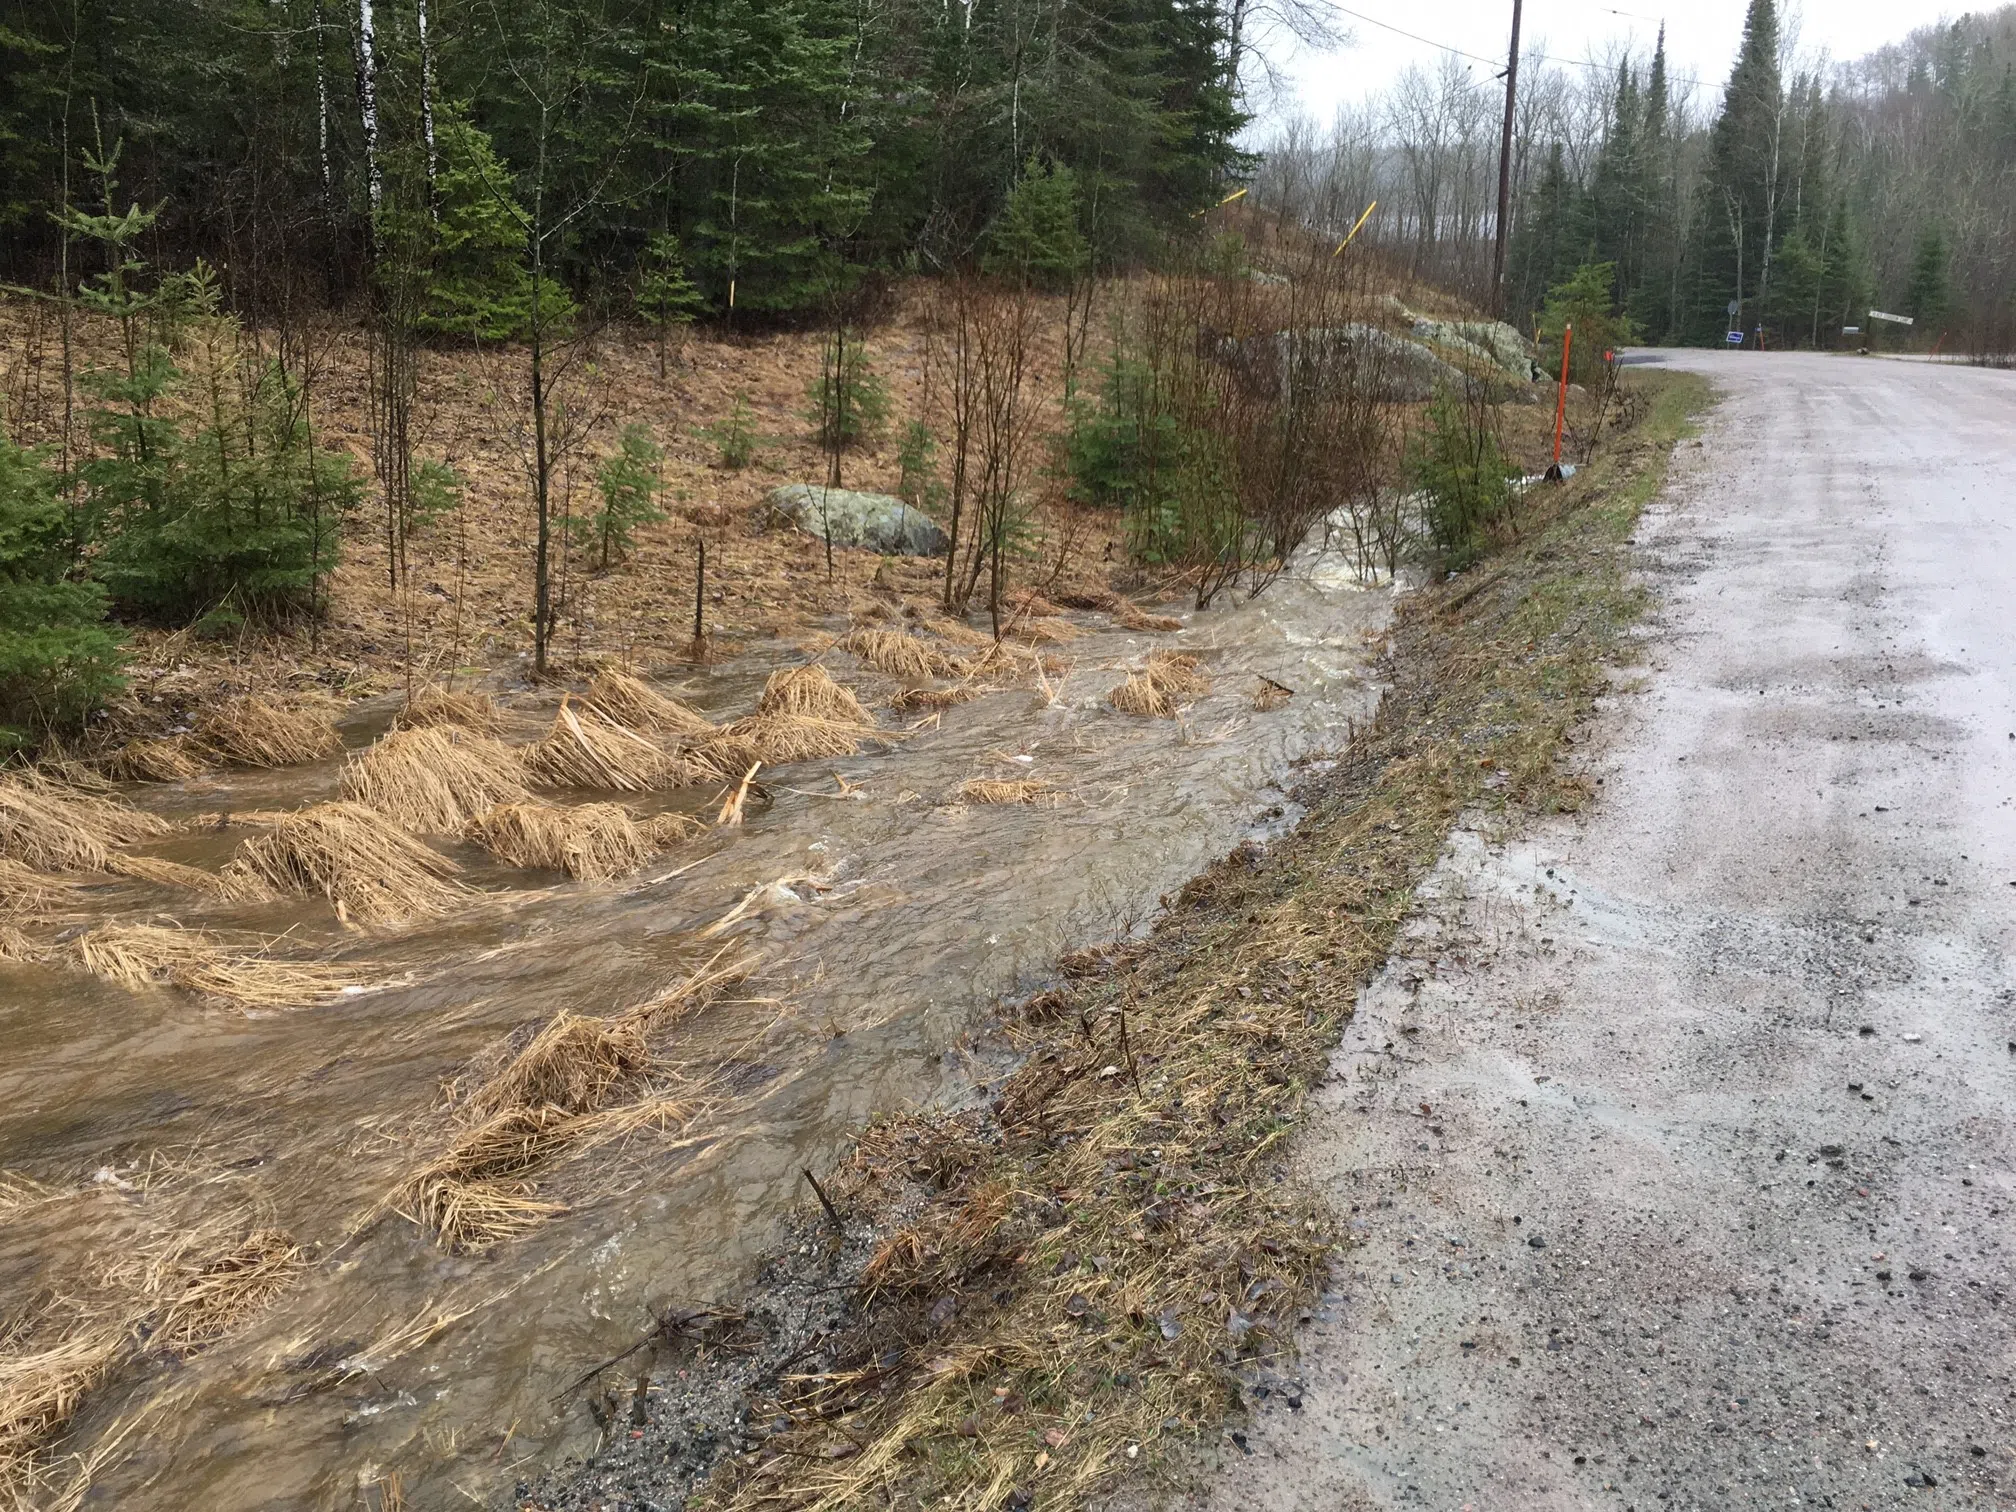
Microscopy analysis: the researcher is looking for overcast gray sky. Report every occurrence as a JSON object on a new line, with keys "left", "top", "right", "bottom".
{"left": 1268, "top": 1, "right": 1967, "bottom": 123}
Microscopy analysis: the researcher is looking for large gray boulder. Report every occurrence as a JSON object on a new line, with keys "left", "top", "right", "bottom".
{"left": 1411, "top": 317, "right": 1541, "bottom": 381}
{"left": 766, "top": 484, "right": 949, "bottom": 556}
{"left": 1226, "top": 324, "right": 1469, "bottom": 404}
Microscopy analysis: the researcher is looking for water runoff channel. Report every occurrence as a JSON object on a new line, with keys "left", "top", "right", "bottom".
{"left": 0, "top": 537, "right": 1396, "bottom": 1509}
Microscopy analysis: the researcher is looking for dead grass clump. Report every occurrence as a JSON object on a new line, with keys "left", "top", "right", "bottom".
{"left": 958, "top": 778, "right": 1050, "bottom": 805}
{"left": 888, "top": 685, "right": 980, "bottom": 714}
{"left": 1115, "top": 603, "right": 1185, "bottom": 633}
{"left": 756, "top": 663, "right": 873, "bottom": 726}
{"left": 0, "top": 860, "right": 80, "bottom": 921}
{"left": 1145, "top": 650, "right": 1211, "bottom": 699}
{"left": 1107, "top": 652, "right": 1210, "bottom": 718}
{"left": 150, "top": 1229, "right": 306, "bottom": 1355}
{"left": 1253, "top": 676, "right": 1294, "bottom": 712}
{"left": 839, "top": 629, "right": 969, "bottom": 680}
{"left": 339, "top": 726, "right": 529, "bottom": 833}
{"left": 194, "top": 696, "right": 341, "bottom": 769}
{"left": 642, "top": 812, "right": 706, "bottom": 848}
{"left": 227, "top": 801, "right": 463, "bottom": 925}
{"left": 466, "top": 801, "right": 652, "bottom": 882}
{"left": 102, "top": 735, "right": 208, "bottom": 783}
{"left": 467, "top": 1011, "right": 651, "bottom": 1119}
{"left": 1002, "top": 589, "right": 1064, "bottom": 617}
{"left": 524, "top": 699, "right": 701, "bottom": 793}
{"left": 1107, "top": 671, "right": 1176, "bottom": 718}
{"left": 0, "top": 1322, "right": 126, "bottom": 1496}
{"left": 395, "top": 685, "right": 506, "bottom": 736}
{"left": 0, "top": 773, "right": 174, "bottom": 872}
{"left": 1042, "top": 584, "right": 1119, "bottom": 612}
{"left": 1003, "top": 614, "right": 1081, "bottom": 645}
{"left": 695, "top": 714, "right": 864, "bottom": 777}
{"left": 70, "top": 924, "right": 357, "bottom": 1009}
{"left": 104, "top": 852, "right": 273, "bottom": 902}
{"left": 585, "top": 670, "right": 714, "bottom": 738}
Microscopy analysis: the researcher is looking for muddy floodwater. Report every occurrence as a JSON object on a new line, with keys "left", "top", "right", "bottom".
{"left": 0, "top": 552, "right": 1390, "bottom": 1510}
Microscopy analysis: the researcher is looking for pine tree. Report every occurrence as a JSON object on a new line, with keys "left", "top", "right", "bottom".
{"left": 1587, "top": 61, "right": 1642, "bottom": 309}
{"left": 1688, "top": 0, "right": 1786, "bottom": 343}
{"left": 1904, "top": 226, "right": 1951, "bottom": 332}
{"left": 1630, "top": 27, "right": 1681, "bottom": 342}
{"left": 1505, "top": 144, "right": 1590, "bottom": 329}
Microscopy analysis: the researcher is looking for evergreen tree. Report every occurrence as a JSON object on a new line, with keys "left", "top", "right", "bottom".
{"left": 0, "top": 428, "right": 123, "bottom": 743}
{"left": 1904, "top": 226, "right": 1951, "bottom": 332}
{"left": 984, "top": 158, "right": 1092, "bottom": 289}
{"left": 1630, "top": 27, "right": 1681, "bottom": 342}
{"left": 1688, "top": 0, "right": 1786, "bottom": 343}
{"left": 1505, "top": 144, "right": 1590, "bottom": 329}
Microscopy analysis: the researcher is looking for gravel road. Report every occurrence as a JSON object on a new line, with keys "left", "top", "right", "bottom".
{"left": 1185, "top": 354, "right": 2016, "bottom": 1510}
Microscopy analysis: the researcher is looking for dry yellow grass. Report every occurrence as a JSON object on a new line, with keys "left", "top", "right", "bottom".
{"left": 888, "top": 685, "right": 980, "bottom": 713}
{"left": 641, "top": 812, "right": 707, "bottom": 848}
{"left": 1114, "top": 603, "right": 1185, "bottom": 633}
{"left": 103, "top": 852, "right": 273, "bottom": 903}
{"left": 466, "top": 801, "right": 654, "bottom": 881}
{"left": 755, "top": 663, "right": 873, "bottom": 725}
{"left": 839, "top": 629, "right": 970, "bottom": 680}
{"left": 225, "top": 801, "right": 464, "bottom": 925}
{"left": 693, "top": 714, "right": 865, "bottom": 778}
{"left": 0, "top": 861, "right": 81, "bottom": 922}
{"left": 0, "top": 773, "right": 174, "bottom": 872}
{"left": 68, "top": 924, "right": 357, "bottom": 1009}
{"left": 393, "top": 949, "right": 749, "bottom": 1248}
{"left": 339, "top": 725, "right": 530, "bottom": 833}
{"left": 148, "top": 1229, "right": 306, "bottom": 1355}
{"left": 524, "top": 699, "right": 703, "bottom": 793}
{"left": 466, "top": 1011, "right": 651, "bottom": 1119}
{"left": 394, "top": 685, "right": 507, "bottom": 736}
{"left": 193, "top": 696, "right": 341, "bottom": 769}
{"left": 585, "top": 669, "right": 714, "bottom": 737}
{"left": 100, "top": 735, "right": 208, "bottom": 783}
{"left": 957, "top": 778, "right": 1051, "bottom": 805}
{"left": 1107, "top": 650, "right": 1210, "bottom": 718}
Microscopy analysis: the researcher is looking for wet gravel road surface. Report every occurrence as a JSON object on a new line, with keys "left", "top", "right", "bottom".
{"left": 1184, "top": 354, "right": 2016, "bottom": 1510}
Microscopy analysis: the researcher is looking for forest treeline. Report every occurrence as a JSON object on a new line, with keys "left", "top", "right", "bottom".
{"left": 1259, "top": 1, "right": 2016, "bottom": 355}
{"left": 0, "top": 0, "right": 1248, "bottom": 319}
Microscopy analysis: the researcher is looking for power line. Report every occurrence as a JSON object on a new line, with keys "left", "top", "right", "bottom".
{"left": 1322, "top": 2, "right": 1713, "bottom": 91}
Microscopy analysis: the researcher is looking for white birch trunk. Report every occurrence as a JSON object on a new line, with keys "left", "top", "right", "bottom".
{"left": 417, "top": 0, "right": 439, "bottom": 194}
{"left": 357, "top": 0, "right": 383, "bottom": 213}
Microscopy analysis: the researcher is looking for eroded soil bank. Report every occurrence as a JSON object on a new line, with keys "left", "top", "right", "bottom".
{"left": 523, "top": 371, "right": 1712, "bottom": 1512}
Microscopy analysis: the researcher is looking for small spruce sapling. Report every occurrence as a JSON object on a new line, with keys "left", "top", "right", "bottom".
{"left": 586, "top": 423, "right": 668, "bottom": 569}
{"left": 634, "top": 231, "right": 705, "bottom": 379}
{"left": 702, "top": 394, "right": 758, "bottom": 469}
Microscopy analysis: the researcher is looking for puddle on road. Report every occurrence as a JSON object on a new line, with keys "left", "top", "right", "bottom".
{"left": 0, "top": 553, "right": 1392, "bottom": 1509}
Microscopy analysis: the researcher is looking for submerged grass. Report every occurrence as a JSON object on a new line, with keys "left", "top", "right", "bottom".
{"left": 68, "top": 923, "right": 357, "bottom": 1009}
{"left": 393, "top": 949, "right": 752, "bottom": 1249}
{"left": 339, "top": 726, "right": 530, "bottom": 833}
{"left": 394, "top": 685, "right": 507, "bottom": 736}
{"left": 525, "top": 699, "right": 704, "bottom": 793}
{"left": 585, "top": 670, "right": 715, "bottom": 738}
{"left": 0, "top": 774, "right": 174, "bottom": 873}
{"left": 227, "top": 801, "right": 464, "bottom": 925}
{"left": 688, "top": 371, "right": 1710, "bottom": 1512}
{"left": 193, "top": 696, "right": 341, "bottom": 769}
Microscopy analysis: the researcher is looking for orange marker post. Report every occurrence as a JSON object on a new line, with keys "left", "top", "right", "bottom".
{"left": 1551, "top": 322, "right": 1573, "bottom": 474}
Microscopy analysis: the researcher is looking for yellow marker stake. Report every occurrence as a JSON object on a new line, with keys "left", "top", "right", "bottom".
{"left": 1333, "top": 199, "right": 1378, "bottom": 257}
{"left": 1192, "top": 186, "right": 1249, "bottom": 217}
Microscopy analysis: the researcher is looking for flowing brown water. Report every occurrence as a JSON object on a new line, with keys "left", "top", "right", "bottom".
{"left": 0, "top": 557, "right": 1390, "bottom": 1510}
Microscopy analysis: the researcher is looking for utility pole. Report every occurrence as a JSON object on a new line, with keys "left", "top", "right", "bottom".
{"left": 1491, "top": 0, "right": 1524, "bottom": 316}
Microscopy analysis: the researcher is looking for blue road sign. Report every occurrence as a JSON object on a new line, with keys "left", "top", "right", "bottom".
{"left": 1726, "top": 331, "right": 1745, "bottom": 345}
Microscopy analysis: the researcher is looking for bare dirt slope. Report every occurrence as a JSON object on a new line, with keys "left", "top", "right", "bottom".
{"left": 1179, "top": 353, "right": 2016, "bottom": 1510}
